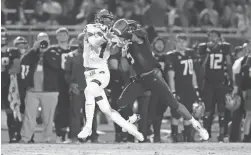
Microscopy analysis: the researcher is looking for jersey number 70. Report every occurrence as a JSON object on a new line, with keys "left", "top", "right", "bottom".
{"left": 181, "top": 59, "right": 193, "bottom": 75}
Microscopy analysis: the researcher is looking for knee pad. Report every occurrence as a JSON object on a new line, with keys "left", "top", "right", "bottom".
{"left": 85, "top": 82, "right": 102, "bottom": 97}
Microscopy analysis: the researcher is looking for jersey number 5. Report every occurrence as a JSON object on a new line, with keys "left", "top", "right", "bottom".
{"left": 181, "top": 59, "right": 193, "bottom": 75}
{"left": 99, "top": 43, "right": 107, "bottom": 58}
{"left": 210, "top": 53, "right": 223, "bottom": 69}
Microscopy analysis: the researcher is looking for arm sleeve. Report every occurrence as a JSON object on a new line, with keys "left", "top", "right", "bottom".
{"left": 64, "top": 55, "right": 76, "bottom": 85}
{"left": 43, "top": 48, "right": 61, "bottom": 70}
{"left": 164, "top": 54, "right": 174, "bottom": 71}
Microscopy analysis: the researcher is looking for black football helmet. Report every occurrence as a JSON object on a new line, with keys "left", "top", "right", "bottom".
{"left": 13, "top": 36, "right": 29, "bottom": 54}
{"left": 94, "top": 9, "right": 114, "bottom": 27}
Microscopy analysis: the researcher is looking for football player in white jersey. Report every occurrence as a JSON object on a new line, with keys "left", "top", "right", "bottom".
{"left": 77, "top": 9, "right": 144, "bottom": 142}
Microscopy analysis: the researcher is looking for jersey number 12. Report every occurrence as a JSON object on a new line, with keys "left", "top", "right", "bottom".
{"left": 210, "top": 53, "right": 223, "bottom": 69}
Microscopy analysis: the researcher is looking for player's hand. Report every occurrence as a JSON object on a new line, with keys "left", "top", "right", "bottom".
{"left": 69, "top": 83, "right": 80, "bottom": 95}
{"left": 130, "top": 76, "right": 140, "bottom": 83}
{"left": 104, "top": 31, "right": 115, "bottom": 41}
{"left": 172, "top": 92, "right": 181, "bottom": 101}
{"left": 33, "top": 40, "right": 41, "bottom": 50}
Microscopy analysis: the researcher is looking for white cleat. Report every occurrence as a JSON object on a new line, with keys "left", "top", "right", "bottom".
{"left": 77, "top": 127, "right": 92, "bottom": 139}
{"left": 128, "top": 127, "right": 144, "bottom": 142}
{"left": 122, "top": 114, "right": 141, "bottom": 132}
{"left": 199, "top": 128, "right": 209, "bottom": 140}
{"left": 192, "top": 121, "right": 209, "bottom": 141}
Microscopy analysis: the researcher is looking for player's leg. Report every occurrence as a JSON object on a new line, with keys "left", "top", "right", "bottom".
{"left": 97, "top": 90, "right": 144, "bottom": 141}
{"left": 214, "top": 84, "right": 228, "bottom": 142}
{"left": 78, "top": 81, "right": 98, "bottom": 138}
{"left": 170, "top": 108, "right": 181, "bottom": 142}
{"left": 117, "top": 80, "right": 145, "bottom": 110}
{"left": 180, "top": 90, "right": 196, "bottom": 142}
{"left": 243, "top": 90, "right": 251, "bottom": 142}
{"left": 202, "top": 81, "right": 214, "bottom": 138}
{"left": 147, "top": 69, "right": 209, "bottom": 140}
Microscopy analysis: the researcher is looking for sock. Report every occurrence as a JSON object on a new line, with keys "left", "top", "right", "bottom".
{"left": 176, "top": 103, "right": 193, "bottom": 120}
{"left": 203, "top": 116, "right": 212, "bottom": 137}
{"left": 171, "top": 125, "right": 178, "bottom": 136}
{"left": 219, "top": 116, "right": 225, "bottom": 137}
{"left": 110, "top": 109, "right": 136, "bottom": 134}
{"left": 153, "top": 116, "right": 162, "bottom": 138}
{"left": 184, "top": 125, "right": 194, "bottom": 142}
{"left": 84, "top": 95, "right": 96, "bottom": 129}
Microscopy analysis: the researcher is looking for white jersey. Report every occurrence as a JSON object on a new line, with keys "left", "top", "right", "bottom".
{"left": 83, "top": 23, "right": 111, "bottom": 68}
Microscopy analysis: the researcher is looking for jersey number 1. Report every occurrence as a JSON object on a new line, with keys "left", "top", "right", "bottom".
{"left": 181, "top": 59, "right": 193, "bottom": 75}
{"left": 99, "top": 43, "right": 107, "bottom": 58}
{"left": 210, "top": 53, "right": 223, "bottom": 69}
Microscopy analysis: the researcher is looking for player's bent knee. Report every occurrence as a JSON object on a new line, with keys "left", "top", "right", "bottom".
{"left": 85, "top": 82, "right": 101, "bottom": 96}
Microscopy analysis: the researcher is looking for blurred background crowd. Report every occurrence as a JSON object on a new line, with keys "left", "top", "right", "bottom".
{"left": 1, "top": 0, "right": 251, "bottom": 144}
{"left": 1, "top": 0, "right": 251, "bottom": 30}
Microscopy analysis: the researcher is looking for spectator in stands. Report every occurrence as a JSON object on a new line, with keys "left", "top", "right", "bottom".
{"left": 219, "top": 1, "right": 235, "bottom": 28}
{"left": 30, "top": 1, "right": 50, "bottom": 25}
{"left": 233, "top": 5, "right": 251, "bottom": 33}
{"left": 183, "top": 0, "right": 198, "bottom": 27}
{"left": 140, "top": 0, "right": 166, "bottom": 27}
{"left": 124, "top": 6, "right": 143, "bottom": 25}
{"left": 199, "top": 0, "right": 219, "bottom": 26}
{"left": 199, "top": 13, "right": 214, "bottom": 28}
{"left": 114, "top": 5, "right": 124, "bottom": 20}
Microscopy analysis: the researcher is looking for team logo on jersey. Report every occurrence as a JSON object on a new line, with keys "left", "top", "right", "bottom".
{"left": 99, "top": 71, "right": 105, "bottom": 74}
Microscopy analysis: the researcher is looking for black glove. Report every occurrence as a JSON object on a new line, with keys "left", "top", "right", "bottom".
{"left": 195, "top": 88, "right": 202, "bottom": 101}
{"left": 129, "top": 76, "right": 140, "bottom": 83}
{"left": 172, "top": 92, "right": 181, "bottom": 102}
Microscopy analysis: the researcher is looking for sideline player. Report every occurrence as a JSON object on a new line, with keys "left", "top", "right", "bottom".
{"left": 165, "top": 34, "right": 203, "bottom": 142}
{"left": 77, "top": 9, "right": 144, "bottom": 141}
{"left": 112, "top": 19, "right": 209, "bottom": 141}
{"left": 198, "top": 30, "right": 232, "bottom": 141}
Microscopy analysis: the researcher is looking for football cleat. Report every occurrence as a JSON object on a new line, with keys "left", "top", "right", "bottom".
{"left": 192, "top": 120, "right": 209, "bottom": 141}
{"left": 122, "top": 114, "right": 141, "bottom": 132}
{"left": 77, "top": 127, "right": 92, "bottom": 139}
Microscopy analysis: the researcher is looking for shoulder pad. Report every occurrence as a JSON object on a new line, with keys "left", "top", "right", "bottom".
{"left": 165, "top": 50, "right": 176, "bottom": 56}
{"left": 198, "top": 42, "right": 207, "bottom": 47}
{"left": 221, "top": 42, "right": 231, "bottom": 47}
{"left": 70, "top": 45, "right": 78, "bottom": 50}
{"left": 7, "top": 47, "right": 19, "bottom": 52}
{"left": 49, "top": 44, "right": 59, "bottom": 49}
{"left": 86, "top": 24, "right": 104, "bottom": 34}
{"left": 185, "top": 48, "right": 195, "bottom": 56}
{"left": 68, "top": 49, "right": 79, "bottom": 57}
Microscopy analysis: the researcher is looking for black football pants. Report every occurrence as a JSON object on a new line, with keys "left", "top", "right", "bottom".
{"left": 118, "top": 68, "right": 179, "bottom": 110}
{"left": 118, "top": 68, "right": 179, "bottom": 139}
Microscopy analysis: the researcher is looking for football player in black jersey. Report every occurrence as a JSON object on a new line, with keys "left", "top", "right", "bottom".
{"left": 112, "top": 19, "right": 209, "bottom": 141}
{"left": 198, "top": 30, "right": 233, "bottom": 142}
{"left": 164, "top": 34, "right": 202, "bottom": 142}
{"left": 52, "top": 27, "right": 78, "bottom": 143}
{"left": 1, "top": 28, "right": 23, "bottom": 143}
